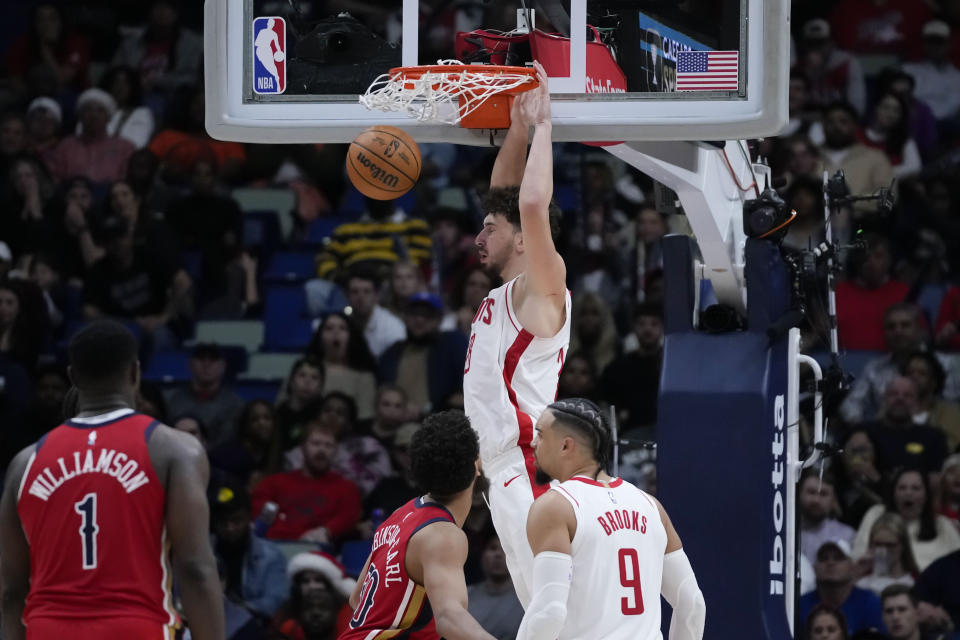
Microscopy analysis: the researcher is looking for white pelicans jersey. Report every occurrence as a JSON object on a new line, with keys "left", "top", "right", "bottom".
{"left": 462, "top": 275, "right": 571, "bottom": 465}
{"left": 552, "top": 475, "right": 668, "bottom": 640}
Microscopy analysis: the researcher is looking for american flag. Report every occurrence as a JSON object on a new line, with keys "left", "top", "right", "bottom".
{"left": 676, "top": 51, "right": 740, "bottom": 91}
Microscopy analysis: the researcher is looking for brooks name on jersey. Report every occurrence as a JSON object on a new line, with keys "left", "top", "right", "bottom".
{"left": 597, "top": 509, "right": 648, "bottom": 536}
{"left": 25, "top": 448, "right": 150, "bottom": 501}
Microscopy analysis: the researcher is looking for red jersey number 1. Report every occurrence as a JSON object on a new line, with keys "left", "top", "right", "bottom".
{"left": 618, "top": 548, "right": 644, "bottom": 615}
{"left": 74, "top": 493, "right": 99, "bottom": 570}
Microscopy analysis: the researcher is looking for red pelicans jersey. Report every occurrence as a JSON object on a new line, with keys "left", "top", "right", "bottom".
{"left": 552, "top": 476, "right": 668, "bottom": 640}
{"left": 16, "top": 409, "right": 176, "bottom": 630}
{"left": 340, "top": 497, "right": 456, "bottom": 640}
{"left": 463, "top": 276, "right": 571, "bottom": 465}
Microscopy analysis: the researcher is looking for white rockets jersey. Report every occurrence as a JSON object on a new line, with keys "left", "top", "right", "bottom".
{"left": 463, "top": 276, "right": 571, "bottom": 464}
{"left": 552, "top": 476, "right": 668, "bottom": 640}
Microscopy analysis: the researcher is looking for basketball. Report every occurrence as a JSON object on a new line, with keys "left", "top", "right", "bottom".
{"left": 346, "top": 126, "right": 421, "bottom": 200}
{"left": 274, "top": 51, "right": 285, "bottom": 62}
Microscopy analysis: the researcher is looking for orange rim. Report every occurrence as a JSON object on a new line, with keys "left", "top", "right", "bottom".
{"left": 388, "top": 64, "right": 538, "bottom": 94}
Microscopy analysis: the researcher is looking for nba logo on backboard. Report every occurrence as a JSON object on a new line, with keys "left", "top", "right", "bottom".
{"left": 252, "top": 17, "right": 286, "bottom": 95}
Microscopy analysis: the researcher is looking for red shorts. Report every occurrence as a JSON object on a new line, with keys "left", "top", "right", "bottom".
{"left": 27, "top": 618, "right": 174, "bottom": 640}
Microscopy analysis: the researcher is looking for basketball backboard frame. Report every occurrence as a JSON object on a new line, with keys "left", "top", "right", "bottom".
{"left": 204, "top": 0, "right": 790, "bottom": 145}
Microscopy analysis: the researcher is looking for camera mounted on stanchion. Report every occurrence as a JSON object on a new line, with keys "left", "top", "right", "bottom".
{"left": 742, "top": 183, "right": 797, "bottom": 242}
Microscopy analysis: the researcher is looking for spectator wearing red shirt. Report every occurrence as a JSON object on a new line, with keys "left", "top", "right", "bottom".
{"left": 251, "top": 421, "right": 362, "bottom": 543}
{"left": 934, "top": 285, "right": 960, "bottom": 351}
{"left": 836, "top": 234, "right": 909, "bottom": 351}
{"left": 829, "top": 0, "right": 932, "bottom": 58}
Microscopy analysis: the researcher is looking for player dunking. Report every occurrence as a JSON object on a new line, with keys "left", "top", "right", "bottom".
{"left": 340, "top": 410, "right": 496, "bottom": 640}
{"left": 0, "top": 320, "right": 224, "bottom": 640}
{"left": 518, "top": 398, "right": 706, "bottom": 640}
{"left": 463, "top": 60, "right": 570, "bottom": 608}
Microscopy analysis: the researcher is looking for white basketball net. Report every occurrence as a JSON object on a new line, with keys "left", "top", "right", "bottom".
{"left": 359, "top": 60, "right": 535, "bottom": 125}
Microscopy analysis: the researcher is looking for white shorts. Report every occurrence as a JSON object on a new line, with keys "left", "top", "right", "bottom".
{"left": 483, "top": 446, "right": 551, "bottom": 609}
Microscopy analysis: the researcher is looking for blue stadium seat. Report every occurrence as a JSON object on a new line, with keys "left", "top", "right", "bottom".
{"left": 305, "top": 217, "right": 342, "bottom": 244}
{"left": 340, "top": 540, "right": 373, "bottom": 578}
{"left": 219, "top": 345, "right": 249, "bottom": 379}
{"left": 142, "top": 350, "right": 192, "bottom": 383}
{"left": 263, "top": 284, "right": 314, "bottom": 351}
{"left": 263, "top": 250, "right": 318, "bottom": 283}
{"left": 243, "top": 210, "right": 282, "bottom": 251}
{"left": 232, "top": 379, "right": 282, "bottom": 403}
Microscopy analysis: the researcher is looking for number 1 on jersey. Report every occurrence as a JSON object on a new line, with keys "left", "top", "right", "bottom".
{"left": 74, "top": 493, "right": 99, "bottom": 570}
{"left": 618, "top": 548, "right": 645, "bottom": 615}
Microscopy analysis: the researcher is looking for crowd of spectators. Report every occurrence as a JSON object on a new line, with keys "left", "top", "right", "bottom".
{"left": 2, "top": 1, "right": 960, "bottom": 638}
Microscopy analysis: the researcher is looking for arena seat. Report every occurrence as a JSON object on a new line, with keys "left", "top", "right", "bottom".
{"left": 142, "top": 350, "right": 192, "bottom": 383}
{"left": 240, "top": 352, "right": 301, "bottom": 381}
{"left": 193, "top": 320, "right": 265, "bottom": 353}
{"left": 232, "top": 187, "right": 296, "bottom": 238}
{"left": 304, "top": 217, "right": 341, "bottom": 244}
{"left": 243, "top": 210, "right": 282, "bottom": 251}
{"left": 340, "top": 540, "right": 373, "bottom": 578}
{"left": 263, "top": 250, "right": 318, "bottom": 283}
{"left": 263, "top": 284, "right": 314, "bottom": 351}
{"left": 232, "top": 379, "right": 282, "bottom": 402}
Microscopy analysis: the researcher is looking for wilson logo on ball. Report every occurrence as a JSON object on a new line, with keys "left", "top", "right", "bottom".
{"left": 355, "top": 151, "right": 400, "bottom": 189}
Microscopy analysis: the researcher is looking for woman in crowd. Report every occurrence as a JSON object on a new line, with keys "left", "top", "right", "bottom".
{"left": 99, "top": 66, "right": 155, "bottom": 149}
{"left": 855, "top": 512, "right": 919, "bottom": 595}
{"left": 382, "top": 260, "right": 425, "bottom": 316}
{"left": 556, "top": 351, "right": 600, "bottom": 403}
{"left": 903, "top": 350, "right": 960, "bottom": 452}
{"left": 834, "top": 428, "right": 887, "bottom": 529}
{"left": 852, "top": 468, "right": 960, "bottom": 571}
{"left": 274, "top": 358, "right": 325, "bottom": 454}
{"left": 569, "top": 291, "right": 619, "bottom": 374}
{"left": 861, "top": 91, "right": 922, "bottom": 179}
{"left": 938, "top": 454, "right": 960, "bottom": 528}
{"left": 57, "top": 176, "right": 101, "bottom": 278}
{"left": 447, "top": 264, "right": 492, "bottom": 336}
{"left": 210, "top": 400, "right": 277, "bottom": 483}
{"left": 803, "top": 605, "right": 849, "bottom": 640}
{"left": 3, "top": 156, "right": 56, "bottom": 264}
{"left": 0, "top": 278, "right": 50, "bottom": 369}
{"left": 306, "top": 312, "right": 378, "bottom": 422}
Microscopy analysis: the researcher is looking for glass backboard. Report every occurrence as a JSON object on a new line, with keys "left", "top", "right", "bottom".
{"left": 204, "top": 0, "right": 789, "bottom": 144}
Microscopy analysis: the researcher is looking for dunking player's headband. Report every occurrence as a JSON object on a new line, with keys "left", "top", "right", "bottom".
{"left": 547, "top": 398, "right": 610, "bottom": 466}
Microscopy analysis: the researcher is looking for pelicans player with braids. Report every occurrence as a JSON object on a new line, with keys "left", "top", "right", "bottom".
{"left": 517, "top": 398, "right": 706, "bottom": 640}
{"left": 463, "top": 62, "right": 571, "bottom": 608}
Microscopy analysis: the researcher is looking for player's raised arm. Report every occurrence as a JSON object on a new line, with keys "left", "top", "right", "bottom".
{"left": 0, "top": 447, "right": 36, "bottom": 640}
{"left": 516, "top": 491, "right": 575, "bottom": 640}
{"left": 656, "top": 498, "right": 706, "bottom": 640}
{"left": 411, "top": 523, "right": 497, "bottom": 640}
{"left": 516, "top": 61, "right": 566, "bottom": 301}
{"left": 489, "top": 87, "right": 531, "bottom": 188}
{"left": 159, "top": 428, "right": 225, "bottom": 640}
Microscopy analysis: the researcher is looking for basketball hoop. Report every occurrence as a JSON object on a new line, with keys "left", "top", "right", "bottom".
{"left": 360, "top": 60, "right": 538, "bottom": 129}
